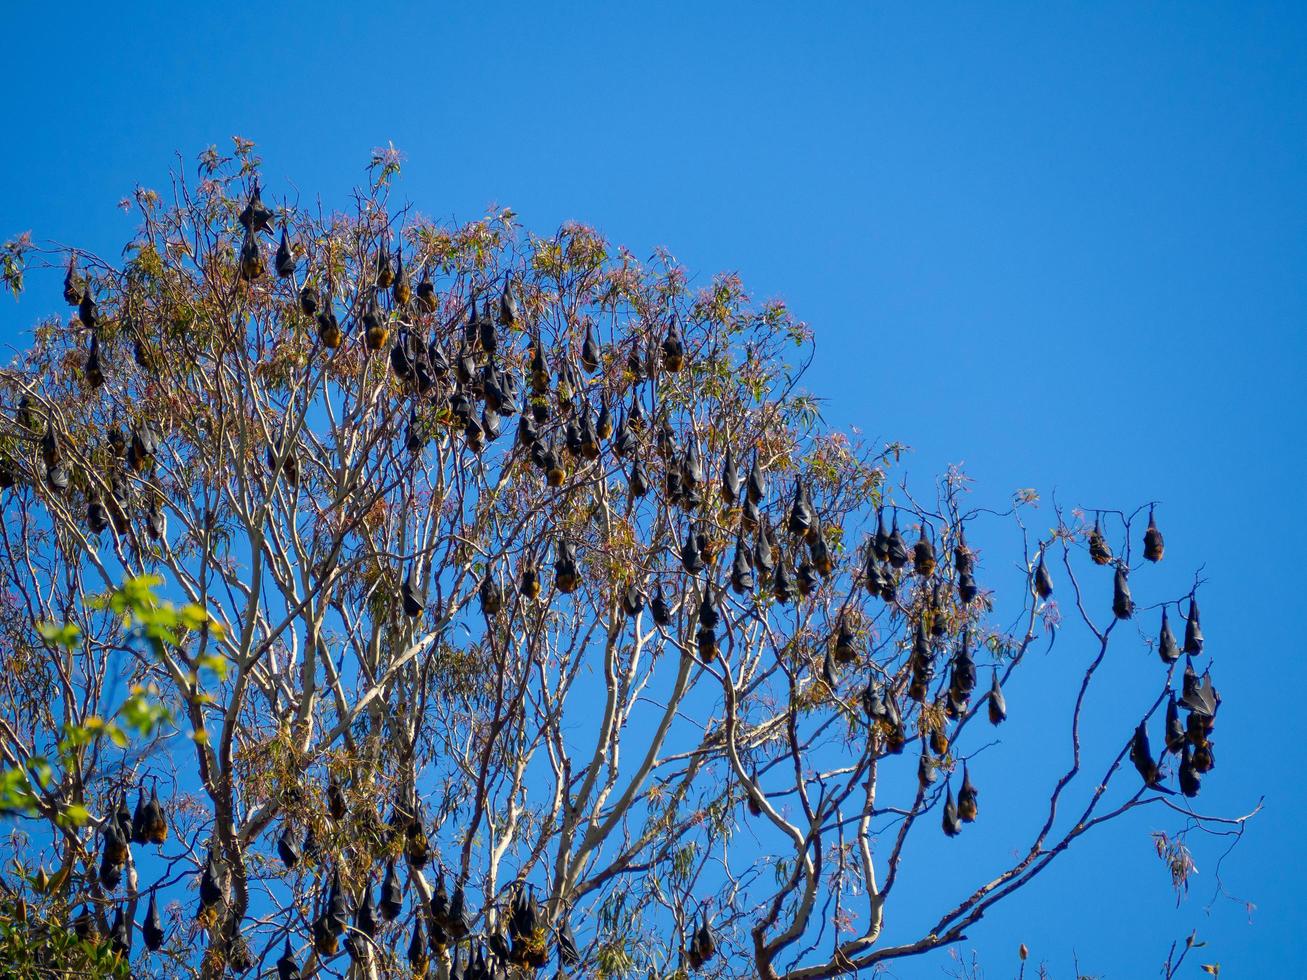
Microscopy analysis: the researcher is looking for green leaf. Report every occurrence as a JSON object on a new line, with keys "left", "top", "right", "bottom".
{"left": 37, "top": 621, "right": 81, "bottom": 650}
{"left": 195, "top": 653, "right": 229, "bottom": 680}
{"left": 56, "top": 803, "right": 90, "bottom": 828}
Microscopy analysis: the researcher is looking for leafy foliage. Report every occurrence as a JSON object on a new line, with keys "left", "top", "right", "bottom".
{"left": 0, "top": 139, "right": 1242, "bottom": 978}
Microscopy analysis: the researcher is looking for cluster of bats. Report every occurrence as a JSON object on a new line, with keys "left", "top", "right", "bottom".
{"left": 3, "top": 183, "right": 1218, "bottom": 971}
{"left": 1081, "top": 510, "right": 1221, "bottom": 799}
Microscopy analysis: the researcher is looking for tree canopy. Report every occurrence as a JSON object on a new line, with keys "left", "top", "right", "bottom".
{"left": 0, "top": 141, "right": 1247, "bottom": 979}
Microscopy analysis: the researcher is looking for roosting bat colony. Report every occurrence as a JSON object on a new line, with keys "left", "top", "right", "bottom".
{"left": 0, "top": 155, "right": 1223, "bottom": 979}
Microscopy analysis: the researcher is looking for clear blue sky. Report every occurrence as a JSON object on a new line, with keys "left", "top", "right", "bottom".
{"left": 2, "top": 2, "right": 1303, "bottom": 975}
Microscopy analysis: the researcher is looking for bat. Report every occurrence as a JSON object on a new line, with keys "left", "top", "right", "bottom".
{"left": 239, "top": 227, "right": 264, "bottom": 280}
{"left": 886, "top": 515, "right": 908, "bottom": 569}
{"left": 1130, "top": 721, "right": 1160, "bottom": 786}
{"left": 958, "top": 764, "right": 979, "bottom": 822}
{"left": 142, "top": 892, "right": 165, "bottom": 952}
{"left": 1183, "top": 598, "right": 1204, "bottom": 654}
{"left": 63, "top": 254, "right": 85, "bottom": 305}
{"left": 554, "top": 540, "right": 580, "bottom": 594}
{"left": 581, "top": 321, "right": 600, "bottom": 373}
{"left": 788, "top": 479, "right": 814, "bottom": 536}
{"left": 275, "top": 228, "right": 295, "bottom": 278}
{"left": 730, "top": 537, "right": 754, "bottom": 593}
{"left": 721, "top": 447, "right": 741, "bottom": 505}
{"left": 237, "top": 181, "right": 274, "bottom": 233}
{"left": 276, "top": 938, "right": 301, "bottom": 980}
{"left": 1112, "top": 565, "right": 1134, "bottom": 620}
{"left": 1158, "top": 608, "right": 1180, "bottom": 663}
{"left": 913, "top": 527, "right": 936, "bottom": 578}
{"left": 942, "top": 783, "right": 962, "bottom": 837}
{"left": 1089, "top": 518, "right": 1112, "bottom": 565}
{"left": 662, "top": 322, "right": 684, "bottom": 372}
{"left": 988, "top": 670, "right": 1007, "bottom": 725}
{"left": 1034, "top": 551, "right": 1053, "bottom": 599}
{"left": 1143, "top": 505, "right": 1165, "bottom": 562}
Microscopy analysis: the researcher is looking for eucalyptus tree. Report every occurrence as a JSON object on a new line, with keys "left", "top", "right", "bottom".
{"left": 0, "top": 142, "right": 1247, "bottom": 979}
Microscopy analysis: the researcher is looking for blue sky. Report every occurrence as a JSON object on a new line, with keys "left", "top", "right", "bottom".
{"left": 2, "top": 2, "right": 1303, "bottom": 975}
